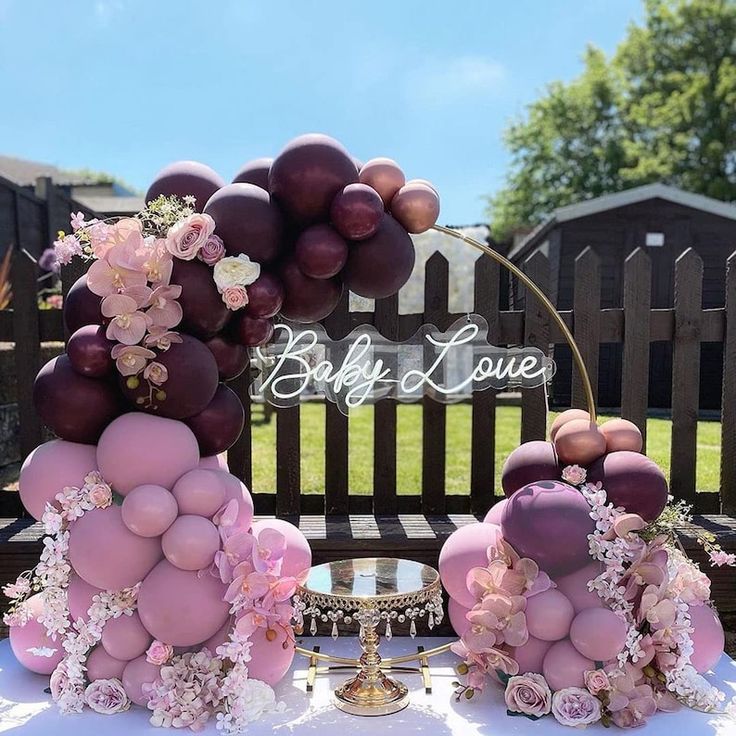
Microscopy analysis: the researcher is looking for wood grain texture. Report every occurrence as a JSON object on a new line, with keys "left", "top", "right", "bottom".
{"left": 721, "top": 252, "right": 736, "bottom": 514}
{"left": 571, "top": 247, "right": 600, "bottom": 409}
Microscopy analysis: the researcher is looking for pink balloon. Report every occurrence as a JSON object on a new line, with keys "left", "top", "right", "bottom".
{"left": 97, "top": 413, "right": 200, "bottom": 495}
{"left": 554, "top": 562, "right": 605, "bottom": 614}
{"left": 525, "top": 589, "right": 575, "bottom": 642}
{"left": 251, "top": 518, "right": 312, "bottom": 578}
{"left": 246, "top": 626, "right": 295, "bottom": 686}
{"left": 86, "top": 645, "right": 127, "bottom": 681}
{"left": 689, "top": 603, "right": 725, "bottom": 673}
{"left": 438, "top": 523, "right": 502, "bottom": 608}
{"left": 198, "top": 453, "right": 229, "bottom": 472}
{"left": 216, "top": 472, "right": 254, "bottom": 530}
{"left": 162, "top": 515, "right": 221, "bottom": 571}
{"left": 543, "top": 639, "right": 595, "bottom": 691}
{"left": 202, "top": 616, "right": 234, "bottom": 654}
{"left": 171, "top": 469, "right": 226, "bottom": 517}
{"left": 483, "top": 498, "right": 507, "bottom": 525}
{"left": 509, "top": 636, "right": 554, "bottom": 674}
{"left": 68, "top": 506, "right": 163, "bottom": 590}
{"left": 102, "top": 611, "right": 152, "bottom": 661}
{"left": 67, "top": 574, "right": 102, "bottom": 621}
{"left": 122, "top": 655, "right": 161, "bottom": 707}
{"left": 9, "top": 594, "right": 65, "bottom": 674}
{"left": 19, "top": 439, "right": 98, "bottom": 520}
{"left": 569, "top": 608, "right": 628, "bottom": 662}
{"left": 122, "top": 485, "right": 179, "bottom": 537}
{"left": 137, "top": 561, "right": 230, "bottom": 647}
{"left": 448, "top": 598, "right": 471, "bottom": 637}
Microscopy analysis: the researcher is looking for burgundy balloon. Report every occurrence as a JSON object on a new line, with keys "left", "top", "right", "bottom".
{"left": 205, "top": 336, "right": 249, "bottom": 381}
{"left": 390, "top": 180, "right": 440, "bottom": 234}
{"left": 185, "top": 384, "right": 245, "bottom": 456}
{"left": 501, "top": 441, "right": 560, "bottom": 497}
{"left": 343, "top": 214, "right": 416, "bottom": 299}
{"left": 146, "top": 160, "right": 225, "bottom": 212}
{"left": 279, "top": 257, "right": 343, "bottom": 323}
{"left": 171, "top": 259, "right": 231, "bottom": 339}
{"left": 63, "top": 275, "right": 102, "bottom": 334}
{"left": 67, "top": 325, "right": 115, "bottom": 378}
{"left": 203, "top": 183, "right": 284, "bottom": 263}
{"left": 233, "top": 313, "right": 274, "bottom": 347}
{"left": 330, "top": 183, "right": 383, "bottom": 240}
{"left": 268, "top": 133, "right": 358, "bottom": 224}
{"left": 295, "top": 224, "right": 348, "bottom": 279}
{"left": 232, "top": 157, "right": 273, "bottom": 190}
{"left": 359, "top": 157, "right": 406, "bottom": 206}
{"left": 243, "top": 272, "right": 285, "bottom": 318}
{"left": 33, "top": 355, "right": 121, "bottom": 444}
{"left": 120, "top": 334, "right": 219, "bottom": 420}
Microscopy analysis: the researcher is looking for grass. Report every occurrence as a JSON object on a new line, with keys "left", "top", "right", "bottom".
{"left": 250, "top": 404, "right": 722, "bottom": 496}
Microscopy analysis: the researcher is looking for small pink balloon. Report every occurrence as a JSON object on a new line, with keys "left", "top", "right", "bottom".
{"left": 122, "top": 485, "right": 179, "bottom": 537}
{"left": 67, "top": 574, "right": 103, "bottom": 621}
{"left": 68, "top": 506, "right": 163, "bottom": 590}
{"left": 483, "top": 498, "right": 507, "bottom": 525}
{"left": 97, "top": 413, "right": 200, "bottom": 495}
{"left": 137, "top": 561, "right": 230, "bottom": 647}
{"left": 549, "top": 409, "right": 590, "bottom": 442}
{"left": 9, "top": 594, "right": 64, "bottom": 674}
{"left": 198, "top": 453, "right": 229, "bottom": 471}
{"left": 202, "top": 616, "right": 234, "bottom": 654}
{"left": 86, "top": 645, "right": 127, "bottom": 681}
{"left": 689, "top": 603, "right": 725, "bottom": 673}
{"left": 525, "top": 589, "right": 575, "bottom": 642}
{"left": 543, "top": 639, "right": 595, "bottom": 691}
{"left": 509, "top": 635, "right": 554, "bottom": 674}
{"left": 171, "top": 469, "right": 227, "bottom": 517}
{"left": 448, "top": 598, "right": 471, "bottom": 637}
{"left": 251, "top": 518, "right": 312, "bottom": 578}
{"left": 570, "top": 608, "right": 628, "bottom": 662}
{"left": 102, "top": 611, "right": 152, "bottom": 661}
{"left": 554, "top": 419, "right": 607, "bottom": 466}
{"left": 162, "top": 515, "right": 221, "bottom": 571}
{"left": 122, "top": 655, "right": 161, "bottom": 706}
{"left": 19, "top": 439, "right": 98, "bottom": 520}
{"left": 439, "top": 523, "right": 502, "bottom": 608}
{"left": 217, "top": 471, "right": 254, "bottom": 530}
{"left": 599, "top": 418, "right": 643, "bottom": 453}
{"left": 554, "top": 562, "right": 605, "bottom": 614}
{"left": 246, "top": 626, "right": 295, "bottom": 686}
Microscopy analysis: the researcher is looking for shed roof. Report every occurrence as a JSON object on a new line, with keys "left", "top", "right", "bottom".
{"left": 0, "top": 155, "right": 101, "bottom": 187}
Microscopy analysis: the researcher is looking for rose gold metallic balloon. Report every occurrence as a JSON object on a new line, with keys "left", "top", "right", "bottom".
{"left": 554, "top": 419, "right": 606, "bottom": 466}
{"left": 599, "top": 418, "right": 643, "bottom": 453}
{"left": 549, "top": 409, "right": 590, "bottom": 441}
{"left": 390, "top": 180, "right": 440, "bottom": 234}
{"left": 358, "top": 157, "right": 405, "bottom": 206}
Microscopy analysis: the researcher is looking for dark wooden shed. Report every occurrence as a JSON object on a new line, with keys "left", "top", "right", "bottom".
{"left": 507, "top": 184, "right": 736, "bottom": 410}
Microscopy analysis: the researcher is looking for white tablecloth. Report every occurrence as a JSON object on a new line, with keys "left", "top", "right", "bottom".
{"left": 1, "top": 637, "right": 735, "bottom": 734}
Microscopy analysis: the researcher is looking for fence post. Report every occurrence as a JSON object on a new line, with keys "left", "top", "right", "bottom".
{"left": 720, "top": 251, "right": 736, "bottom": 514}
{"left": 571, "top": 247, "right": 600, "bottom": 409}
{"left": 227, "top": 365, "right": 252, "bottom": 489}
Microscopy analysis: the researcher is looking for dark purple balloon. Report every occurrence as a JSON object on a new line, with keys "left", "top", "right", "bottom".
{"left": 330, "top": 183, "right": 383, "bottom": 240}
{"left": 295, "top": 224, "right": 348, "bottom": 279}
{"left": 501, "top": 441, "right": 560, "bottom": 497}
{"left": 146, "top": 161, "right": 225, "bottom": 212}
{"left": 243, "top": 272, "right": 284, "bottom": 319}
{"left": 63, "top": 275, "right": 102, "bottom": 334}
{"left": 205, "top": 336, "right": 249, "bottom": 381}
{"left": 232, "top": 157, "right": 273, "bottom": 190}
{"left": 343, "top": 214, "right": 416, "bottom": 299}
{"left": 171, "top": 259, "right": 231, "bottom": 339}
{"left": 67, "top": 325, "right": 115, "bottom": 378}
{"left": 203, "top": 183, "right": 284, "bottom": 263}
{"left": 268, "top": 134, "right": 358, "bottom": 224}
{"left": 185, "top": 384, "right": 245, "bottom": 456}
{"left": 279, "top": 258, "right": 343, "bottom": 323}
{"left": 233, "top": 314, "right": 274, "bottom": 347}
{"left": 33, "top": 355, "right": 121, "bottom": 443}
{"left": 120, "top": 334, "right": 219, "bottom": 420}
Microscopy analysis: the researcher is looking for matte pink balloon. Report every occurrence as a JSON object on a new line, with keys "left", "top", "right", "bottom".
{"left": 509, "top": 636, "right": 554, "bottom": 675}
{"left": 549, "top": 409, "right": 590, "bottom": 442}
{"left": 390, "top": 181, "right": 440, "bottom": 234}
{"left": 543, "top": 639, "right": 595, "bottom": 691}
{"left": 554, "top": 562, "right": 606, "bottom": 614}
{"left": 599, "top": 418, "right": 643, "bottom": 453}
{"left": 202, "top": 616, "right": 234, "bottom": 654}
{"left": 68, "top": 506, "right": 163, "bottom": 589}
{"left": 501, "top": 441, "right": 560, "bottom": 497}
{"left": 122, "top": 655, "right": 161, "bottom": 706}
{"left": 9, "top": 594, "right": 64, "bottom": 674}
{"left": 171, "top": 469, "right": 226, "bottom": 517}
{"left": 67, "top": 574, "right": 103, "bottom": 621}
{"left": 137, "top": 561, "right": 230, "bottom": 647}
{"left": 689, "top": 603, "right": 725, "bottom": 673}
{"left": 525, "top": 589, "right": 575, "bottom": 642}
{"left": 97, "top": 413, "right": 200, "bottom": 495}
{"left": 251, "top": 518, "right": 312, "bottom": 578}
{"left": 19, "top": 439, "right": 98, "bottom": 520}
{"left": 198, "top": 453, "right": 229, "bottom": 472}
{"left": 570, "top": 608, "right": 628, "bottom": 662}
{"left": 122, "top": 484, "right": 179, "bottom": 538}
{"left": 438, "top": 523, "right": 502, "bottom": 608}
{"left": 87, "top": 645, "right": 127, "bottom": 681}
{"left": 359, "top": 157, "right": 405, "bottom": 206}
{"left": 217, "top": 472, "right": 254, "bottom": 530}
{"left": 245, "top": 626, "right": 295, "bottom": 686}
{"left": 448, "top": 598, "right": 471, "bottom": 637}
{"left": 483, "top": 498, "right": 507, "bottom": 525}
{"left": 162, "top": 515, "right": 221, "bottom": 570}
{"left": 146, "top": 160, "right": 225, "bottom": 212}
{"left": 102, "top": 611, "right": 151, "bottom": 661}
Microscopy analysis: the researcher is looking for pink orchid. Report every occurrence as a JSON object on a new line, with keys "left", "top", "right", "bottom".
{"left": 87, "top": 235, "right": 148, "bottom": 296}
{"left": 144, "top": 326, "right": 183, "bottom": 351}
{"left": 143, "top": 361, "right": 168, "bottom": 386}
{"left": 139, "top": 238, "right": 173, "bottom": 285}
{"left": 225, "top": 571, "right": 271, "bottom": 607}
{"left": 638, "top": 584, "right": 677, "bottom": 630}
{"left": 622, "top": 537, "right": 669, "bottom": 600}
{"left": 604, "top": 512, "right": 647, "bottom": 541}
{"left": 235, "top": 606, "right": 278, "bottom": 637}
{"left": 145, "top": 284, "right": 183, "bottom": 329}
{"left": 110, "top": 344, "right": 155, "bottom": 375}
{"left": 252, "top": 529, "right": 286, "bottom": 574}
{"left": 466, "top": 593, "right": 528, "bottom": 648}
{"left": 451, "top": 638, "right": 520, "bottom": 677}
{"left": 122, "top": 284, "right": 153, "bottom": 308}
{"left": 102, "top": 294, "right": 151, "bottom": 345}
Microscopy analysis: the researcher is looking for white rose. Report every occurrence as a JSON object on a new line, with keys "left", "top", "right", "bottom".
{"left": 213, "top": 255, "right": 260, "bottom": 292}
{"left": 238, "top": 679, "right": 280, "bottom": 722}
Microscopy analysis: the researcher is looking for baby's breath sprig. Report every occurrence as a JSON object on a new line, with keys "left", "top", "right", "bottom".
{"left": 136, "top": 194, "right": 197, "bottom": 238}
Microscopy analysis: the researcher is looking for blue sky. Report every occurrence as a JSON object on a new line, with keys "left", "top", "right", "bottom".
{"left": 0, "top": 0, "right": 642, "bottom": 223}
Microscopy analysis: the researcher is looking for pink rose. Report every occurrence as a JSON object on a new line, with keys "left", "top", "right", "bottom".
{"left": 88, "top": 483, "right": 112, "bottom": 509}
{"left": 561, "top": 464, "right": 587, "bottom": 486}
{"left": 146, "top": 640, "right": 174, "bottom": 666}
{"left": 551, "top": 687, "right": 602, "bottom": 727}
{"left": 584, "top": 668, "right": 611, "bottom": 695}
{"left": 198, "top": 234, "right": 226, "bottom": 266}
{"left": 84, "top": 678, "right": 130, "bottom": 714}
{"left": 166, "top": 213, "right": 215, "bottom": 260}
{"left": 222, "top": 285, "right": 249, "bottom": 311}
{"left": 50, "top": 663, "right": 70, "bottom": 701}
{"left": 143, "top": 361, "right": 169, "bottom": 386}
{"left": 504, "top": 673, "right": 552, "bottom": 718}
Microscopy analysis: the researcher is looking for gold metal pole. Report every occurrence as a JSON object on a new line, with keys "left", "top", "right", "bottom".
{"left": 294, "top": 641, "right": 453, "bottom": 667}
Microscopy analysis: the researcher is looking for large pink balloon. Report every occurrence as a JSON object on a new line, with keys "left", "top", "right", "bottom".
{"left": 68, "top": 506, "right": 163, "bottom": 590}
{"left": 122, "top": 655, "right": 161, "bottom": 706}
{"left": 121, "top": 484, "right": 179, "bottom": 537}
{"left": 172, "top": 469, "right": 226, "bottom": 517}
{"left": 97, "top": 413, "right": 200, "bottom": 495}
{"left": 542, "top": 639, "right": 595, "bottom": 691}
{"left": 509, "top": 635, "right": 554, "bottom": 675}
{"left": 689, "top": 603, "right": 725, "bottom": 673}
{"left": 67, "top": 574, "right": 102, "bottom": 621}
{"left": 146, "top": 160, "right": 225, "bottom": 212}
{"left": 217, "top": 472, "right": 254, "bottom": 530}
{"left": 19, "top": 439, "right": 98, "bottom": 520}
{"left": 251, "top": 519, "right": 312, "bottom": 578}
{"left": 501, "top": 441, "right": 560, "bottom": 498}
{"left": 9, "top": 594, "right": 64, "bottom": 674}
{"left": 137, "top": 561, "right": 230, "bottom": 647}
{"left": 554, "top": 562, "right": 605, "bottom": 614}
{"left": 245, "top": 626, "right": 295, "bottom": 686}
{"left": 483, "top": 498, "right": 507, "bottom": 525}
{"left": 525, "top": 589, "right": 575, "bottom": 642}
{"left": 438, "top": 523, "right": 502, "bottom": 608}
{"left": 448, "top": 598, "right": 471, "bottom": 637}
{"left": 102, "top": 611, "right": 151, "bottom": 661}
{"left": 87, "top": 645, "right": 127, "bottom": 681}
{"left": 569, "top": 608, "right": 628, "bottom": 662}
{"left": 202, "top": 616, "right": 234, "bottom": 654}
{"left": 162, "top": 515, "right": 221, "bottom": 571}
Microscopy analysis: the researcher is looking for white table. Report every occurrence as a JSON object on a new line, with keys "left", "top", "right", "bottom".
{"left": 1, "top": 637, "right": 735, "bottom": 734}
